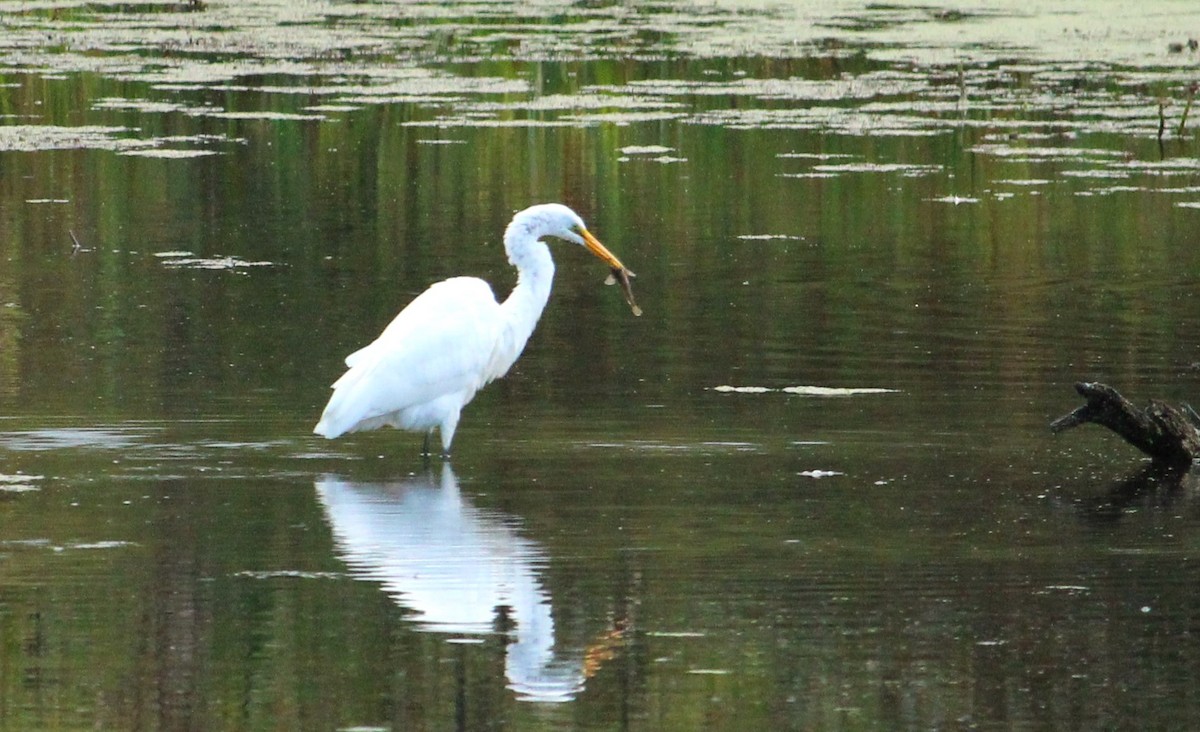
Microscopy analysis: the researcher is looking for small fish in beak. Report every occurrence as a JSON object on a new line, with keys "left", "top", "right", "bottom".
{"left": 605, "top": 267, "right": 642, "bottom": 317}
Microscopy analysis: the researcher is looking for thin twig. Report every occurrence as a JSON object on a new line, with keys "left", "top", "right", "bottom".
{"left": 1179, "top": 84, "right": 1196, "bottom": 137}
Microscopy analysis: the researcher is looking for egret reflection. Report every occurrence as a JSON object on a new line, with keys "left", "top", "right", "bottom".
{"left": 315, "top": 465, "right": 591, "bottom": 703}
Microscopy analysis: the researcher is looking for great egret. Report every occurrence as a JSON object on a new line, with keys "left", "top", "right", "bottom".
{"left": 313, "top": 203, "right": 636, "bottom": 455}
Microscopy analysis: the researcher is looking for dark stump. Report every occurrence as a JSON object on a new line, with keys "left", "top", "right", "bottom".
{"left": 1050, "top": 381, "right": 1200, "bottom": 468}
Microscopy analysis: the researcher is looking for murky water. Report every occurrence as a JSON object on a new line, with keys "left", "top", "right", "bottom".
{"left": 3, "top": 1, "right": 1200, "bottom": 729}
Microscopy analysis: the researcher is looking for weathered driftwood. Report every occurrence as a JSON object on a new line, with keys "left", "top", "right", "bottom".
{"left": 1050, "top": 382, "right": 1200, "bottom": 467}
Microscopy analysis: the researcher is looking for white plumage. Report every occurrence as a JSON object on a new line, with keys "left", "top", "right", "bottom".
{"left": 313, "top": 203, "right": 631, "bottom": 455}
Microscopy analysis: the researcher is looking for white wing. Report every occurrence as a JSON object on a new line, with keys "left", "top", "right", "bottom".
{"left": 314, "top": 277, "right": 504, "bottom": 438}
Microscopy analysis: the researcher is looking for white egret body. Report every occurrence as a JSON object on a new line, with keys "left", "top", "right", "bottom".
{"left": 313, "top": 203, "right": 630, "bottom": 455}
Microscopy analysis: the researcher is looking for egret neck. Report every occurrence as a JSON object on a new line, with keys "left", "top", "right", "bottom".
{"left": 492, "top": 213, "right": 557, "bottom": 377}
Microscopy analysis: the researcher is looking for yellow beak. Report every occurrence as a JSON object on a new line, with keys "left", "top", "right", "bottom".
{"left": 580, "top": 227, "right": 627, "bottom": 270}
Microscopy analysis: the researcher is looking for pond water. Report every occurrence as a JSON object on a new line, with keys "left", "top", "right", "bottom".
{"left": 3, "top": 0, "right": 1200, "bottom": 729}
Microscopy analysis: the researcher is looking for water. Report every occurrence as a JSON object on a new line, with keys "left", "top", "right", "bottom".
{"left": 4, "top": 1, "right": 1200, "bottom": 729}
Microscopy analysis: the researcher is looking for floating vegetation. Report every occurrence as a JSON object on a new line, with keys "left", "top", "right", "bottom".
{"left": 0, "top": 0, "right": 1196, "bottom": 204}
{"left": 615, "top": 74, "right": 929, "bottom": 101}
{"left": 303, "top": 104, "right": 361, "bottom": 113}
{"left": 1059, "top": 169, "right": 1132, "bottom": 179}
{"left": 712, "top": 385, "right": 898, "bottom": 396}
{"left": 811, "top": 162, "right": 942, "bottom": 176}
{"left": 782, "top": 386, "right": 898, "bottom": 396}
{"left": 617, "top": 143, "right": 688, "bottom": 163}
{"left": 928, "top": 195, "right": 981, "bottom": 204}
{"left": 0, "top": 473, "right": 43, "bottom": 493}
{"left": 65, "top": 540, "right": 138, "bottom": 551}
{"left": 404, "top": 118, "right": 577, "bottom": 129}
{"left": 777, "top": 152, "right": 857, "bottom": 160}
{"left": 158, "top": 254, "right": 276, "bottom": 270}
{"left": 735, "top": 234, "right": 805, "bottom": 241}
{"left": 566, "top": 111, "right": 687, "bottom": 126}
{"left": 0, "top": 120, "right": 238, "bottom": 156}
{"left": 92, "top": 97, "right": 216, "bottom": 114}
{"left": 621, "top": 145, "right": 672, "bottom": 155}
{"left": 120, "top": 148, "right": 218, "bottom": 158}
{"left": 469, "top": 93, "right": 683, "bottom": 114}
{"left": 1117, "top": 158, "right": 1200, "bottom": 173}
{"left": 0, "top": 124, "right": 137, "bottom": 152}
{"left": 201, "top": 110, "right": 325, "bottom": 121}
{"left": 0, "top": 539, "right": 52, "bottom": 549}
{"left": 968, "top": 144, "right": 1126, "bottom": 162}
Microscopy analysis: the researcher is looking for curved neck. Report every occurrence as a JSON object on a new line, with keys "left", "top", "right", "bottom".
{"left": 492, "top": 226, "right": 555, "bottom": 376}
{"left": 505, "top": 241, "right": 554, "bottom": 316}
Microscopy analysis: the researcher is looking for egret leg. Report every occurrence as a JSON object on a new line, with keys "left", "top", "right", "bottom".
{"left": 421, "top": 431, "right": 432, "bottom": 457}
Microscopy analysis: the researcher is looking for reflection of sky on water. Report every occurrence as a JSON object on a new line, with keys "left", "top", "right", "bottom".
{"left": 315, "top": 465, "right": 586, "bottom": 703}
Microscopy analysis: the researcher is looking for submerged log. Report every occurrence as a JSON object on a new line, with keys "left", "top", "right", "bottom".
{"left": 1050, "top": 382, "right": 1200, "bottom": 468}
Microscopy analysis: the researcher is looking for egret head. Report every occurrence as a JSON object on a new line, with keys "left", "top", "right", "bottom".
{"left": 515, "top": 203, "right": 628, "bottom": 270}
